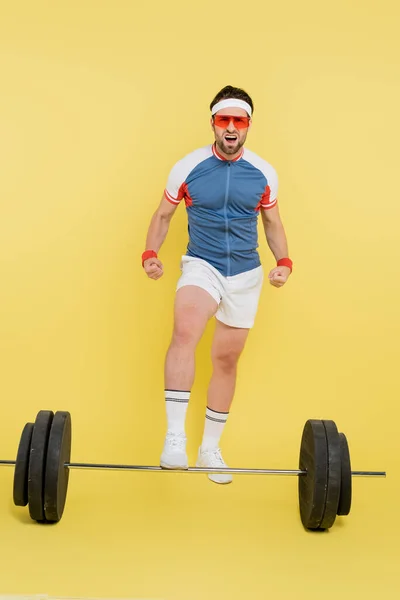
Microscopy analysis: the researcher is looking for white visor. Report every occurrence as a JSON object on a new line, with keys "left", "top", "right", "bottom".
{"left": 211, "top": 98, "right": 252, "bottom": 117}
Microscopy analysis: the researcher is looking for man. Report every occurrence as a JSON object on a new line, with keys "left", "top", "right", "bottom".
{"left": 142, "top": 85, "right": 292, "bottom": 484}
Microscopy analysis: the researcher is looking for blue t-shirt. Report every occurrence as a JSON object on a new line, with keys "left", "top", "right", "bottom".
{"left": 164, "top": 143, "right": 278, "bottom": 277}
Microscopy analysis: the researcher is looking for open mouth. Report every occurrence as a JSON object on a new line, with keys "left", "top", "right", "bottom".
{"left": 224, "top": 134, "right": 238, "bottom": 144}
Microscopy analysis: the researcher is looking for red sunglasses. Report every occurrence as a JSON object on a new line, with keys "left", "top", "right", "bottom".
{"left": 213, "top": 114, "right": 250, "bottom": 129}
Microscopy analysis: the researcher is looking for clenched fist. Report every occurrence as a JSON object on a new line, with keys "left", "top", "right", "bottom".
{"left": 143, "top": 257, "right": 164, "bottom": 280}
{"left": 268, "top": 265, "right": 291, "bottom": 288}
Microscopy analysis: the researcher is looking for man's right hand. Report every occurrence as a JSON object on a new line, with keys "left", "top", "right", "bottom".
{"left": 143, "top": 257, "right": 164, "bottom": 280}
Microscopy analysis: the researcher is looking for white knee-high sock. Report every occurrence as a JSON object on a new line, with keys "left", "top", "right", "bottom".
{"left": 200, "top": 407, "right": 229, "bottom": 451}
{"left": 165, "top": 389, "right": 190, "bottom": 434}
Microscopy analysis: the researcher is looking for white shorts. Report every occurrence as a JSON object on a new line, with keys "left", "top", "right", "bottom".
{"left": 176, "top": 255, "right": 264, "bottom": 329}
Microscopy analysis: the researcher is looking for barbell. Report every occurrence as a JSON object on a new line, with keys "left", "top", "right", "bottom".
{"left": 3, "top": 410, "right": 385, "bottom": 529}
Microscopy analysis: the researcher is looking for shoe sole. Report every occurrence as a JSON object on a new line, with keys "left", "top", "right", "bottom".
{"left": 195, "top": 462, "right": 233, "bottom": 485}
{"left": 160, "top": 461, "right": 188, "bottom": 470}
{"left": 207, "top": 475, "right": 233, "bottom": 485}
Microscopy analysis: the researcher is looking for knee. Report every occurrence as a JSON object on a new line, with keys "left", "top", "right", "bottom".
{"left": 171, "top": 314, "right": 199, "bottom": 349}
{"left": 212, "top": 349, "right": 241, "bottom": 373}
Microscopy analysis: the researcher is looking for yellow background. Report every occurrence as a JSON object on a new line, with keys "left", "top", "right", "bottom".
{"left": 0, "top": 1, "right": 399, "bottom": 598}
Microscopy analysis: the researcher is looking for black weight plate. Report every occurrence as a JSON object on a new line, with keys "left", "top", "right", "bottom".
{"left": 298, "top": 419, "right": 328, "bottom": 530}
{"left": 337, "top": 432, "right": 352, "bottom": 515}
{"left": 28, "top": 410, "right": 54, "bottom": 521}
{"left": 319, "top": 420, "right": 341, "bottom": 529}
{"left": 44, "top": 411, "right": 71, "bottom": 522}
{"left": 13, "top": 422, "right": 34, "bottom": 506}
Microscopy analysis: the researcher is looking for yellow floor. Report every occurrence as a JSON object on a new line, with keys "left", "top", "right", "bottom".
{"left": 0, "top": 441, "right": 398, "bottom": 600}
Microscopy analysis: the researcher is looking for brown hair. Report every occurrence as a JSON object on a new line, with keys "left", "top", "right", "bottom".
{"left": 209, "top": 85, "right": 254, "bottom": 115}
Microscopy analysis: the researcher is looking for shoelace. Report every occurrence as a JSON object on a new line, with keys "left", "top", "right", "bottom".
{"left": 166, "top": 433, "right": 186, "bottom": 449}
{"left": 203, "top": 448, "right": 226, "bottom": 467}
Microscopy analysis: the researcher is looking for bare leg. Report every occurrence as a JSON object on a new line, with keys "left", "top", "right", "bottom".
{"left": 207, "top": 319, "right": 249, "bottom": 413}
{"left": 164, "top": 285, "right": 218, "bottom": 390}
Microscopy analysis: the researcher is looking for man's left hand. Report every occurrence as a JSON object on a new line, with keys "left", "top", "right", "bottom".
{"left": 268, "top": 266, "right": 291, "bottom": 288}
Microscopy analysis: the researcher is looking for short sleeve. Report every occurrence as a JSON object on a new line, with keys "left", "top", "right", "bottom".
{"left": 164, "top": 160, "right": 186, "bottom": 205}
{"left": 260, "top": 166, "right": 278, "bottom": 210}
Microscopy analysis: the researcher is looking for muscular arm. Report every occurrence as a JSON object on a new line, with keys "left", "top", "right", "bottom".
{"left": 260, "top": 204, "right": 289, "bottom": 261}
{"left": 144, "top": 193, "right": 179, "bottom": 253}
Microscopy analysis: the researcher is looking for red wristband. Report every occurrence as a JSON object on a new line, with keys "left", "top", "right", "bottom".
{"left": 277, "top": 257, "right": 293, "bottom": 272}
{"left": 142, "top": 250, "right": 158, "bottom": 267}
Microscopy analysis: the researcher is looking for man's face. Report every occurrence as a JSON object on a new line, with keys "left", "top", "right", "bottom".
{"left": 211, "top": 107, "right": 251, "bottom": 157}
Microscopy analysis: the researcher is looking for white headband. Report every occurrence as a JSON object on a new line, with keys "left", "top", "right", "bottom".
{"left": 211, "top": 98, "right": 252, "bottom": 117}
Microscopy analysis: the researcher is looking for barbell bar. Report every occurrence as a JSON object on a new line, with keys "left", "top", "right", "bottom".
{"left": 6, "top": 410, "right": 386, "bottom": 529}
{"left": 0, "top": 459, "right": 385, "bottom": 476}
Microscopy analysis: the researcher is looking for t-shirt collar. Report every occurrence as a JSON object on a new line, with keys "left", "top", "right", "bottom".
{"left": 212, "top": 143, "right": 244, "bottom": 162}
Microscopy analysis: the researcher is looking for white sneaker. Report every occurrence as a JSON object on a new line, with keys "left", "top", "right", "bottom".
{"left": 196, "top": 447, "right": 232, "bottom": 484}
{"left": 160, "top": 431, "right": 188, "bottom": 469}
